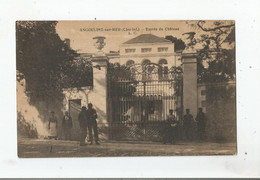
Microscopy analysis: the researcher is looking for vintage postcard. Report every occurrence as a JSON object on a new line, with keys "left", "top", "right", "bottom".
{"left": 16, "top": 20, "right": 236, "bottom": 157}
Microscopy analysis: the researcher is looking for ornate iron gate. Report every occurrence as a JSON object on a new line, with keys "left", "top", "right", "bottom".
{"left": 107, "top": 63, "right": 183, "bottom": 141}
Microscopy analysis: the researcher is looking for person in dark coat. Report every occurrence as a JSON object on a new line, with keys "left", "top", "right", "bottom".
{"left": 62, "top": 111, "right": 72, "bottom": 140}
{"left": 183, "top": 109, "right": 194, "bottom": 141}
{"left": 195, "top": 108, "right": 206, "bottom": 141}
{"left": 163, "top": 109, "right": 178, "bottom": 144}
{"left": 78, "top": 106, "right": 88, "bottom": 146}
{"left": 86, "top": 103, "right": 100, "bottom": 145}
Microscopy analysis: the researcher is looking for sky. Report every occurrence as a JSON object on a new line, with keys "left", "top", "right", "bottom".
{"left": 56, "top": 20, "right": 199, "bottom": 53}
{"left": 56, "top": 20, "right": 234, "bottom": 53}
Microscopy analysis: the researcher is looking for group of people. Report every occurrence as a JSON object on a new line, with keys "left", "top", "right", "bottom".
{"left": 47, "top": 111, "right": 73, "bottom": 140}
{"left": 47, "top": 103, "right": 100, "bottom": 146}
{"left": 78, "top": 103, "right": 100, "bottom": 146}
{"left": 47, "top": 104, "right": 205, "bottom": 145}
{"left": 162, "top": 108, "right": 206, "bottom": 144}
{"left": 184, "top": 108, "right": 206, "bottom": 141}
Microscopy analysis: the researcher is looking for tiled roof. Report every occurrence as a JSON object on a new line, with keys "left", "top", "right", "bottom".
{"left": 123, "top": 34, "right": 171, "bottom": 44}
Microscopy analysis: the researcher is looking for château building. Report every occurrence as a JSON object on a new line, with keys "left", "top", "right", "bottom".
{"left": 110, "top": 34, "right": 181, "bottom": 67}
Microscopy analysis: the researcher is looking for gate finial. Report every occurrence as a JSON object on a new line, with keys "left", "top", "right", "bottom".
{"left": 93, "top": 36, "right": 106, "bottom": 57}
{"left": 182, "top": 32, "right": 196, "bottom": 53}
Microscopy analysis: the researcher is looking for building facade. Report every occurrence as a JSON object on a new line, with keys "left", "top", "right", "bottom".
{"left": 112, "top": 34, "right": 181, "bottom": 67}
{"left": 62, "top": 34, "right": 198, "bottom": 141}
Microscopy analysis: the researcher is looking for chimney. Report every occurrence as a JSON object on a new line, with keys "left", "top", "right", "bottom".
{"left": 64, "top": 38, "right": 70, "bottom": 48}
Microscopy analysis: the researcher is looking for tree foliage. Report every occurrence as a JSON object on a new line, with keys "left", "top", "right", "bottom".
{"left": 188, "top": 20, "right": 235, "bottom": 83}
{"left": 16, "top": 21, "right": 92, "bottom": 114}
{"left": 165, "top": 35, "right": 186, "bottom": 52}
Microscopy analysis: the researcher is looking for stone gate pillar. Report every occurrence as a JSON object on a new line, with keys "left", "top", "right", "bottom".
{"left": 89, "top": 56, "right": 108, "bottom": 125}
{"left": 181, "top": 32, "right": 198, "bottom": 117}
{"left": 182, "top": 52, "right": 198, "bottom": 117}
{"left": 88, "top": 36, "right": 109, "bottom": 126}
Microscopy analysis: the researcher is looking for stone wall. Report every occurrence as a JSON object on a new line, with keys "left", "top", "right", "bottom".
{"left": 197, "top": 81, "right": 236, "bottom": 142}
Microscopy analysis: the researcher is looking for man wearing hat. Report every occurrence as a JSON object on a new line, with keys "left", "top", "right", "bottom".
{"left": 78, "top": 106, "right": 88, "bottom": 146}
{"left": 195, "top": 108, "right": 206, "bottom": 140}
{"left": 86, "top": 103, "right": 100, "bottom": 145}
{"left": 183, "top": 109, "right": 194, "bottom": 141}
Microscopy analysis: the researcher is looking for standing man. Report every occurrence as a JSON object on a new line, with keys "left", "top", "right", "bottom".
{"left": 62, "top": 111, "right": 72, "bottom": 140}
{"left": 78, "top": 106, "right": 88, "bottom": 146}
{"left": 196, "top": 108, "right": 206, "bottom": 141}
{"left": 48, "top": 111, "right": 58, "bottom": 140}
{"left": 86, "top": 103, "right": 100, "bottom": 145}
{"left": 183, "top": 109, "right": 194, "bottom": 141}
{"left": 163, "top": 109, "right": 178, "bottom": 144}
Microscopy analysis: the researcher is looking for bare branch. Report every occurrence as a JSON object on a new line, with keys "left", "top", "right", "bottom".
{"left": 197, "top": 21, "right": 235, "bottom": 32}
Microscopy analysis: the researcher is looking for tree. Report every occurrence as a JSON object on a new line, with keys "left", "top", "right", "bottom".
{"left": 187, "top": 20, "right": 235, "bottom": 83}
{"left": 16, "top": 21, "right": 92, "bottom": 119}
{"left": 165, "top": 35, "right": 186, "bottom": 52}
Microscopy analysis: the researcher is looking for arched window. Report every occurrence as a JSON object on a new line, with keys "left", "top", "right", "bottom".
{"left": 126, "top": 60, "right": 135, "bottom": 66}
{"left": 142, "top": 59, "right": 151, "bottom": 65}
{"left": 158, "top": 59, "right": 168, "bottom": 80}
{"left": 142, "top": 59, "right": 151, "bottom": 80}
{"left": 158, "top": 59, "right": 168, "bottom": 65}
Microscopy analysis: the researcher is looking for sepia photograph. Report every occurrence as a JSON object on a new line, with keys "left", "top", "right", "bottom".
{"left": 16, "top": 20, "right": 236, "bottom": 158}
